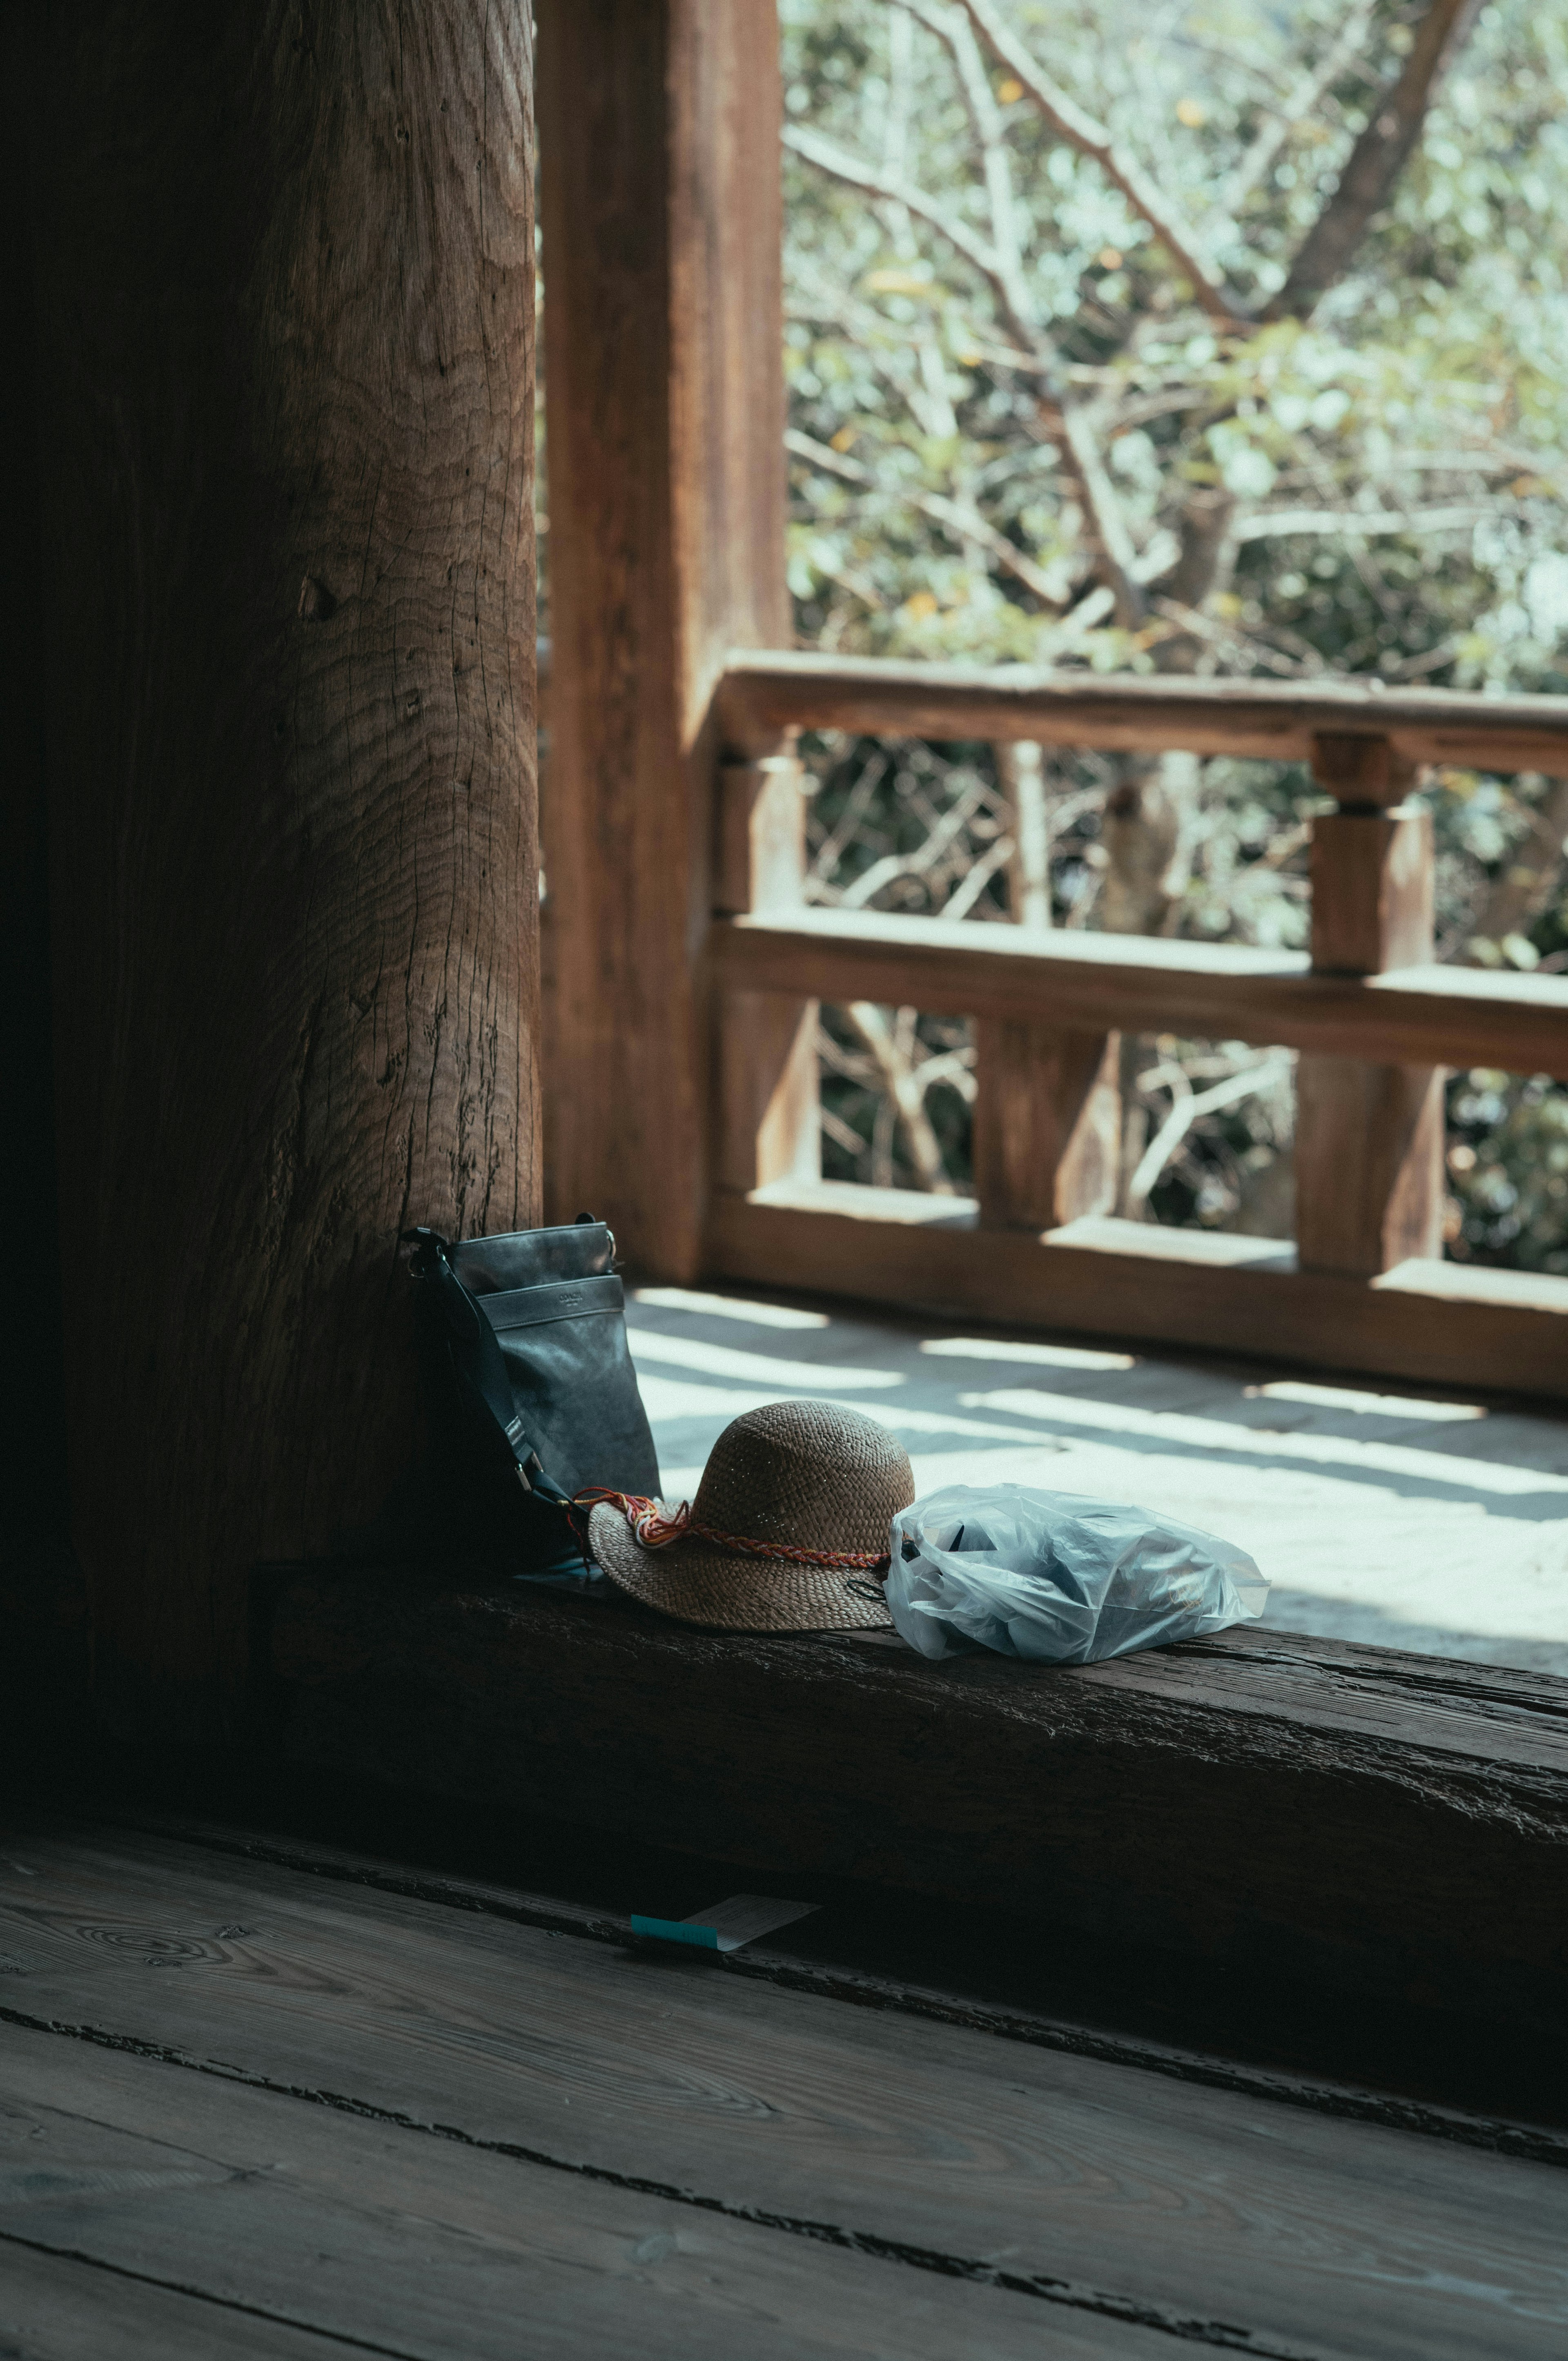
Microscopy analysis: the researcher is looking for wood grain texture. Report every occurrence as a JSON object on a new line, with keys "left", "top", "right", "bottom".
{"left": 718, "top": 650, "right": 1568, "bottom": 776}
{"left": 713, "top": 755, "right": 820, "bottom": 1193}
{"left": 26, "top": 3, "right": 537, "bottom": 1715}
{"left": 0, "top": 2238, "right": 342, "bottom": 2361}
{"left": 713, "top": 908, "right": 1568, "bottom": 1073}
{"left": 708, "top": 1183, "right": 1568, "bottom": 1397}
{"left": 1309, "top": 733, "right": 1419, "bottom": 811}
{"left": 106, "top": 1808, "right": 1568, "bottom": 2164}
{"left": 972, "top": 1022, "right": 1120, "bottom": 1227}
{"left": 6, "top": 1826, "right": 1568, "bottom": 2359}
{"left": 717, "top": 996, "right": 822, "bottom": 1193}
{"left": 1, "top": 2019, "right": 1160, "bottom": 2361}
{"left": 715, "top": 757, "right": 810, "bottom": 918}
{"left": 1296, "top": 1060, "right": 1446, "bottom": 1279}
{"left": 261, "top": 1574, "right": 1568, "bottom": 2034}
{"left": 1310, "top": 809, "right": 1436, "bottom": 976}
{"left": 1298, "top": 805, "right": 1444, "bottom": 1278}
{"left": 539, "top": 0, "right": 788, "bottom": 1272}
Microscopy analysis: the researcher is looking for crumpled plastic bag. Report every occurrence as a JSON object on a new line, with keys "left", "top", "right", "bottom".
{"left": 884, "top": 1483, "right": 1267, "bottom": 1664}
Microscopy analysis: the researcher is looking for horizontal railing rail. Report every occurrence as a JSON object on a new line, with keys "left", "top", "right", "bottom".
{"left": 719, "top": 648, "right": 1568, "bottom": 776}
{"left": 698, "top": 647, "right": 1568, "bottom": 1395}
{"left": 714, "top": 908, "right": 1568, "bottom": 1078}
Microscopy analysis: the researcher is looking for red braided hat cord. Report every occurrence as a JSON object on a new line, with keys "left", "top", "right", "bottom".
{"left": 573, "top": 1488, "right": 890, "bottom": 1575}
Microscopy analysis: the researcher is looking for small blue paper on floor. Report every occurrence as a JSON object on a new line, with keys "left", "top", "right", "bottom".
{"left": 630, "top": 1895, "right": 819, "bottom": 1952}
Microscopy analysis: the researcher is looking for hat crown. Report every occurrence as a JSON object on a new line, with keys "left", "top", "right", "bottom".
{"left": 690, "top": 1399, "right": 913, "bottom": 1557}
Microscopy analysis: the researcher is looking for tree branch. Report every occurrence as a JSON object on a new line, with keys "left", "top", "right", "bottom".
{"left": 1150, "top": 594, "right": 1311, "bottom": 678}
{"left": 1461, "top": 777, "right": 1568, "bottom": 961}
{"left": 844, "top": 1002, "right": 957, "bottom": 1191}
{"left": 785, "top": 428, "right": 1066, "bottom": 608}
{"left": 1265, "top": 0, "right": 1486, "bottom": 321}
{"left": 1126, "top": 1058, "right": 1293, "bottom": 1218}
{"left": 1220, "top": 0, "right": 1379, "bottom": 218}
{"left": 1232, "top": 502, "right": 1492, "bottom": 541}
{"left": 953, "top": 0, "right": 1245, "bottom": 326}
{"left": 783, "top": 120, "right": 1147, "bottom": 621}
{"left": 897, "top": 0, "right": 1029, "bottom": 305}
{"left": 782, "top": 123, "right": 1031, "bottom": 347}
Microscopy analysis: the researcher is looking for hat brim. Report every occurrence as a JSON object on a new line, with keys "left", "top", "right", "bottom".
{"left": 588, "top": 1501, "right": 893, "bottom": 1633}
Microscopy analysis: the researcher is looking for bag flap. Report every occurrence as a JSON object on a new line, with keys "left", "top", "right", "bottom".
{"left": 450, "top": 1217, "right": 614, "bottom": 1294}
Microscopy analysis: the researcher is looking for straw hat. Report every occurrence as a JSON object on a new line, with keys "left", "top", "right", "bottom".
{"left": 588, "top": 1400, "right": 912, "bottom": 1631}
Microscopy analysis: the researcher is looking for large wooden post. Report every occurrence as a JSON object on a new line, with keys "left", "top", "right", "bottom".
{"left": 538, "top": 0, "right": 790, "bottom": 1272}
{"left": 1295, "top": 737, "right": 1445, "bottom": 1276}
{"left": 28, "top": 4, "right": 538, "bottom": 1723}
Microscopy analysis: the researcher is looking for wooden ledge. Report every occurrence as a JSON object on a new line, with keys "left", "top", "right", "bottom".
{"left": 266, "top": 1571, "right": 1568, "bottom": 2036}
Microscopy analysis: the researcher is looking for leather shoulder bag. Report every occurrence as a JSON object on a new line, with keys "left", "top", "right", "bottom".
{"left": 403, "top": 1216, "right": 660, "bottom": 1576}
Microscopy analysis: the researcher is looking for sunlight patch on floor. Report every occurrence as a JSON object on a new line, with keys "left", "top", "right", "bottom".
{"left": 624, "top": 1287, "right": 1568, "bottom": 1675}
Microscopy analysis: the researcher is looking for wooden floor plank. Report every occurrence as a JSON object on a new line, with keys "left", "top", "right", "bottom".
{"left": 121, "top": 1806, "right": 1568, "bottom": 2162}
{"left": 2, "top": 1821, "right": 1565, "bottom": 2361}
{"left": 0, "top": 2238, "right": 350, "bottom": 2361}
{"left": 0, "top": 2021, "right": 1167, "bottom": 2361}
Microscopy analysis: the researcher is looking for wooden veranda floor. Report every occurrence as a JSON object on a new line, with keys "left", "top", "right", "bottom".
{"left": 3, "top": 1813, "right": 1567, "bottom": 2359}
{"left": 627, "top": 1281, "right": 1568, "bottom": 1675}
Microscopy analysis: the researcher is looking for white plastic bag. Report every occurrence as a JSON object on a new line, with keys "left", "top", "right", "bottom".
{"left": 884, "top": 1483, "right": 1267, "bottom": 1664}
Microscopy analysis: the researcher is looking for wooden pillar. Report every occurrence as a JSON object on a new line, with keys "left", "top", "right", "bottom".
{"left": 972, "top": 1024, "right": 1120, "bottom": 1229}
{"left": 28, "top": 3, "right": 538, "bottom": 1722}
{"left": 539, "top": 0, "right": 789, "bottom": 1272}
{"left": 1295, "top": 736, "right": 1445, "bottom": 1276}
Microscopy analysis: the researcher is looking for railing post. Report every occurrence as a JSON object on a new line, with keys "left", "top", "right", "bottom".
{"left": 972, "top": 1022, "right": 1121, "bottom": 1229}
{"left": 975, "top": 734, "right": 1119, "bottom": 1229}
{"left": 713, "top": 751, "right": 820, "bottom": 1193}
{"left": 1295, "top": 735, "right": 1445, "bottom": 1276}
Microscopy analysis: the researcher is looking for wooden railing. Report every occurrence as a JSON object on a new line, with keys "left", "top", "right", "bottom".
{"left": 705, "top": 651, "right": 1568, "bottom": 1397}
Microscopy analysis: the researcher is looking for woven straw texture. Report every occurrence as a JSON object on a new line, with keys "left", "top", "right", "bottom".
{"left": 589, "top": 1399, "right": 911, "bottom": 1630}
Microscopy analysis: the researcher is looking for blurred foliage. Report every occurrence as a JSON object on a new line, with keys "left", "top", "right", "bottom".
{"left": 781, "top": 0, "right": 1568, "bottom": 1250}
{"left": 1447, "top": 1070, "right": 1568, "bottom": 1272}
{"left": 782, "top": 0, "right": 1568, "bottom": 689}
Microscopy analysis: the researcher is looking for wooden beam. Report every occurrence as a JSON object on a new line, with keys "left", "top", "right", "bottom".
{"left": 267, "top": 1574, "right": 1568, "bottom": 2037}
{"left": 29, "top": 3, "right": 538, "bottom": 1720}
{"left": 713, "top": 907, "right": 1568, "bottom": 1074}
{"left": 705, "top": 1183, "right": 1568, "bottom": 1398}
{"left": 538, "top": 0, "right": 788, "bottom": 1272}
{"left": 718, "top": 650, "right": 1568, "bottom": 776}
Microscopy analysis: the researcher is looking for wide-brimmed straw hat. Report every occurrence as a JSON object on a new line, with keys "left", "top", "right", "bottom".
{"left": 588, "top": 1399, "right": 912, "bottom": 1631}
